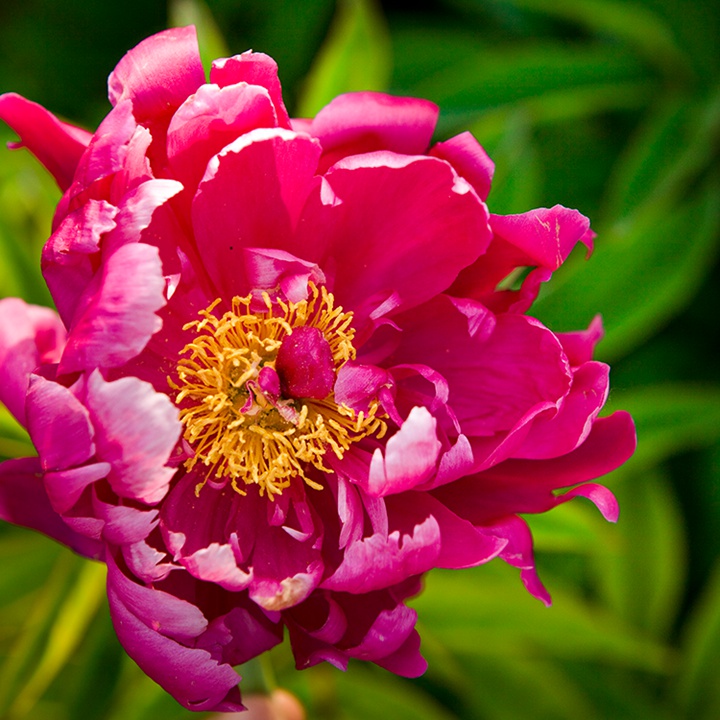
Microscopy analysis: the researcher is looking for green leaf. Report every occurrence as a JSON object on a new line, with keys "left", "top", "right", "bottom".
{"left": 334, "top": 665, "right": 457, "bottom": 720}
{"left": 606, "top": 384, "right": 720, "bottom": 471}
{"left": 533, "top": 176, "right": 720, "bottom": 360}
{"left": 168, "top": 0, "right": 229, "bottom": 76}
{"left": 460, "top": 655, "right": 601, "bottom": 720}
{"left": 674, "top": 558, "right": 720, "bottom": 719}
{"left": 603, "top": 90, "right": 720, "bottom": 219}
{"left": 0, "top": 404, "right": 34, "bottom": 460}
{"left": 297, "top": 0, "right": 391, "bottom": 118}
{"left": 413, "top": 564, "right": 673, "bottom": 672}
{"left": 593, "top": 467, "right": 686, "bottom": 637}
{"left": 403, "top": 43, "right": 648, "bottom": 115}
{"left": 489, "top": 0, "right": 690, "bottom": 80}
{"left": 6, "top": 560, "right": 107, "bottom": 718}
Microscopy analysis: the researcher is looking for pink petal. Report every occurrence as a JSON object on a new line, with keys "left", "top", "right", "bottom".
{"left": 0, "top": 93, "right": 91, "bottom": 190}
{"left": 192, "top": 128, "right": 322, "bottom": 298}
{"left": 42, "top": 199, "right": 118, "bottom": 326}
{"left": 85, "top": 370, "right": 180, "bottom": 504}
{"left": 59, "top": 242, "right": 166, "bottom": 373}
{"left": 489, "top": 205, "right": 593, "bottom": 271}
{"left": 430, "top": 131, "right": 495, "bottom": 201}
{"left": 516, "top": 361, "right": 610, "bottom": 459}
{"left": 557, "top": 315, "right": 604, "bottom": 366}
{"left": 310, "top": 92, "right": 438, "bottom": 172}
{"left": 0, "top": 298, "right": 66, "bottom": 425}
{"left": 365, "top": 407, "right": 442, "bottom": 497}
{"left": 210, "top": 52, "right": 291, "bottom": 128}
{"left": 105, "top": 554, "right": 244, "bottom": 712}
{"left": 167, "top": 81, "right": 278, "bottom": 190}
{"left": 0, "top": 457, "right": 103, "bottom": 559}
{"left": 107, "top": 26, "right": 205, "bottom": 123}
{"left": 44, "top": 463, "right": 110, "bottom": 514}
{"left": 25, "top": 375, "right": 95, "bottom": 471}
{"left": 322, "top": 512, "right": 440, "bottom": 593}
{"left": 304, "top": 154, "right": 491, "bottom": 333}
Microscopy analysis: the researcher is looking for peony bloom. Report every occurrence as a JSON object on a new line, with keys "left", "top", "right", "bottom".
{"left": 0, "top": 27, "right": 635, "bottom": 713}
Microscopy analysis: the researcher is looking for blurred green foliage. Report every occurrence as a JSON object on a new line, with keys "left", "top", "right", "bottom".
{"left": 1, "top": 0, "right": 719, "bottom": 718}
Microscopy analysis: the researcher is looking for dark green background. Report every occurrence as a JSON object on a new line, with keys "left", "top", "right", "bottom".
{"left": 1, "top": 1, "right": 719, "bottom": 718}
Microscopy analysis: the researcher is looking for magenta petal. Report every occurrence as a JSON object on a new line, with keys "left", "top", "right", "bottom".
{"left": 210, "top": 51, "right": 291, "bottom": 128}
{"left": 0, "top": 457, "right": 103, "bottom": 558}
{"left": 192, "top": 128, "right": 321, "bottom": 298}
{"left": 0, "top": 93, "right": 91, "bottom": 190}
{"left": 85, "top": 371, "right": 180, "bottom": 504}
{"left": 366, "top": 407, "right": 442, "bottom": 497}
{"left": 557, "top": 315, "right": 604, "bottom": 366}
{"left": 277, "top": 326, "right": 335, "bottom": 399}
{"left": 489, "top": 205, "right": 593, "bottom": 271}
{"left": 42, "top": 199, "right": 118, "bottom": 326}
{"left": 44, "top": 463, "right": 110, "bottom": 515}
{"left": 26, "top": 375, "right": 95, "bottom": 471}
{"left": 107, "top": 26, "right": 205, "bottom": 123}
{"left": 183, "top": 543, "right": 253, "bottom": 592}
{"left": 313, "top": 155, "right": 491, "bottom": 330}
{"left": 375, "top": 629, "right": 427, "bottom": 677}
{"left": 430, "top": 131, "right": 495, "bottom": 201}
{"left": 60, "top": 243, "right": 166, "bottom": 373}
{"left": 167, "top": 81, "right": 278, "bottom": 190}
{"left": 516, "top": 361, "right": 610, "bottom": 459}
{"left": 310, "top": 92, "right": 439, "bottom": 171}
{"left": 242, "top": 247, "right": 326, "bottom": 302}
{"left": 0, "top": 298, "right": 66, "bottom": 425}
{"left": 488, "top": 515, "right": 552, "bottom": 605}
{"left": 322, "top": 512, "right": 440, "bottom": 593}
{"left": 106, "top": 554, "right": 243, "bottom": 712}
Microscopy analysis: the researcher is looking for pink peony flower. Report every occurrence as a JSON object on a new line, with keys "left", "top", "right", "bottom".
{"left": 0, "top": 27, "right": 635, "bottom": 713}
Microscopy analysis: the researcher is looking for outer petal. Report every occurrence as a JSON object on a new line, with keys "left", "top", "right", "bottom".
{"left": 25, "top": 375, "right": 95, "bottom": 471}
{"left": 106, "top": 554, "right": 244, "bottom": 712}
{"left": 432, "top": 412, "right": 636, "bottom": 523}
{"left": 0, "top": 93, "right": 91, "bottom": 190}
{"left": 0, "top": 298, "right": 66, "bottom": 425}
{"left": 0, "top": 457, "right": 103, "bottom": 558}
{"left": 85, "top": 371, "right": 180, "bottom": 504}
{"left": 310, "top": 92, "right": 439, "bottom": 172}
{"left": 108, "top": 26, "right": 205, "bottom": 123}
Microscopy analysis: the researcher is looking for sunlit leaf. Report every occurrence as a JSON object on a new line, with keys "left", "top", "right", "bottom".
{"left": 297, "top": 0, "right": 391, "bottom": 118}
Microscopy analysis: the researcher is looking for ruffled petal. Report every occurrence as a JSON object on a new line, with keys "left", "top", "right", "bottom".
{"left": 167, "top": 81, "right": 278, "bottom": 190}
{"left": 59, "top": 243, "right": 166, "bottom": 373}
{"left": 85, "top": 371, "right": 180, "bottom": 504}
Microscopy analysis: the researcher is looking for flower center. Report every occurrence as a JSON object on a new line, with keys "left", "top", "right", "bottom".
{"left": 171, "top": 283, "right": 385, "bottom": 499}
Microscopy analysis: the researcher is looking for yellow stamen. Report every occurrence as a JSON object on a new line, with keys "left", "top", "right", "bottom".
{"left": 169, "top": 284, "right": 386, "bottom": 499}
